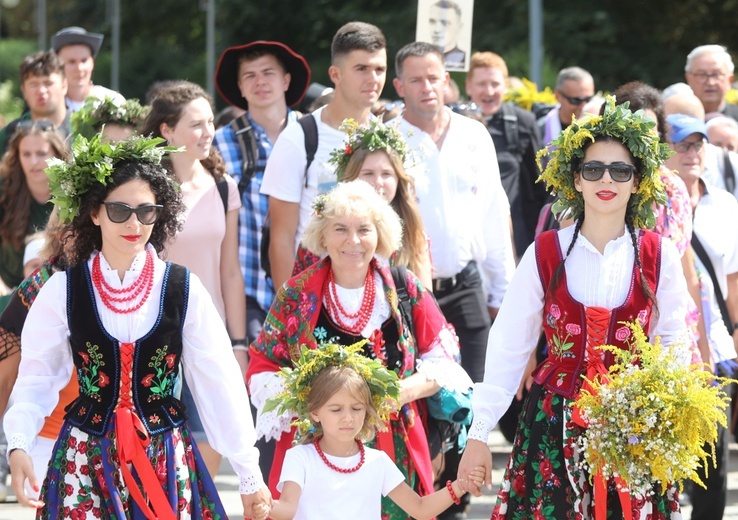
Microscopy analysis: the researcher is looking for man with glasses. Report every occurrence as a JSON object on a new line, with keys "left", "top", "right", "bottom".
{"left": 0, "top": 51, "right": 70, "bottom": 156}
{"left": 685, "top": 45, "right": 738, "bottom": 123}
{"left": 665, "top": 113, "right": 738, "bottom": 520}
{"left": 539, "top": 66, "right": 595, "bottom": 148}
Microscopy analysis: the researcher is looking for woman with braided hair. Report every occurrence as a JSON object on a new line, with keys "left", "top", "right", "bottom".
{"left": 457, "top": 97, "right": 692, "bottom": 519}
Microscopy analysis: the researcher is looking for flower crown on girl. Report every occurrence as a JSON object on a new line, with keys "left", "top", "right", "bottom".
{"left": 536, "top": 95, "right": 670, "bottom": 229}
{"left": 328, "top": 118, "right": 409, "bottom": 181}
{"left": 263, "top": 341, "right": 401, "bottom": 437}
{"left": 71, "top": 96, "right": 149, "bottom": 139}
{"left": 46, "top": 134, "right": 180, "bottom": 223}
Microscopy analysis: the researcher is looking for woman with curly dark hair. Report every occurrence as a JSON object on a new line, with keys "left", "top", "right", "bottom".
{"left": 4, "top": 135, "right": 270, "bottom": 519}
{"left": 0, "top": 122, "right": 68, "bottom": 290}
{"left": 141, "top": 80, "right": 246, "bottom": 476}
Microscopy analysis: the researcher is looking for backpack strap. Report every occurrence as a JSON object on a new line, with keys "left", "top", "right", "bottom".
{"left": 216, "top": 176, "right": 229, "bottom": 215}
{"left": 723, "top": 149, "right": 736, "bottom": 195}
{"left": 692, "top": 232, "right": 734, "bottom": 335}
{"left": 390, "top": 265, "right": 414, "bottom": 340}
{"left": 229, "top": 115, "right": 260, "bottom": 197}
{"left": 298, "top": 113, "right": 318, "bottom": 188}
{"left": 500, "top": 103, "right": 522, "bottom": 160}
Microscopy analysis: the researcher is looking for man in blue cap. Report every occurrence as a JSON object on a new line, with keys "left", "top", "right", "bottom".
{"left": 666, "top": 112, "right": 738, "bottom": 520}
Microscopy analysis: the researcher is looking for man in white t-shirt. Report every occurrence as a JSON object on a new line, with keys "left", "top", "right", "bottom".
{"left": 261, "top": 21, "right": 387, "bottom": 290}
{"left": 50, "top": 26, "right": 124, "bottom": 113}
{"left": 393, "top": 41, "right": 514, "bottom": 520}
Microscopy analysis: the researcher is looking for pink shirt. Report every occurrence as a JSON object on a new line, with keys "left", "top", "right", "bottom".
{"left": 165, "top": 174, "right": 240, "bottom": 321}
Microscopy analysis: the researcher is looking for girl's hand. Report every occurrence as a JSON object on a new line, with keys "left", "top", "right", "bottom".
{"left": 9, "top": 449, "right": 44, "bottom": 508}
{"left": 250, "top": 502, "right": 271, "bottom": 520}
{"left": 469, "top": 465, "right": 486, "bottom": 489}
{"left": 457, "top": 439, "right": 492, "bottom": 496}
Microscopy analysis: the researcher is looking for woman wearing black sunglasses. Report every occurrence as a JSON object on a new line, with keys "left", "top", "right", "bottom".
{"left": 0, "top": 122, "right": 68, "bottom": 293}
{"left": 4, "top": 135, "right": 271, "bottom": 519}
{"left": 458, "top": 97, "right": 692, "bottom": 519}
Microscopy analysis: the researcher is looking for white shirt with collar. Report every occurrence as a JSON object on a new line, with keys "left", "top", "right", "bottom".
{"left": 395, "top": 108, "right": 515, "bottom": 307}
{"left": 693, "top": 179, "right": 738, "bottom": 297}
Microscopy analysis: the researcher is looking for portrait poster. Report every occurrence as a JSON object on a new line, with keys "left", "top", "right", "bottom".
{"left": 416, "top": 0, "right": 474, "bottom": 72}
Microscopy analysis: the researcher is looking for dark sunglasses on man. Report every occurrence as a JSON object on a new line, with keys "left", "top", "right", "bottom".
{"left": 579, "top": 161, "right": 636, "bottom": 182}
{"left": 102, "top": 202, "right": 163, "bottom": 225}
{"left": 560, "top": 93, "right": 594, "bottom": 106}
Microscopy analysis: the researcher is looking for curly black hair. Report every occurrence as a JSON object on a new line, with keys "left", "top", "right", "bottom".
{"left": 67, "top": 159, "right": 184, "bottom": 265}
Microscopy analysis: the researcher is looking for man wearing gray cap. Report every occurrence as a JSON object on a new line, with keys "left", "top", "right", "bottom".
{"left": 50, "top": 26, "right": 123, "bottom": 112}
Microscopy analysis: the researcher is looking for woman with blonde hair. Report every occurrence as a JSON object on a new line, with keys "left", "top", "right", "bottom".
{"left": 248, "top": 180, "right": 471, "bottom": 520}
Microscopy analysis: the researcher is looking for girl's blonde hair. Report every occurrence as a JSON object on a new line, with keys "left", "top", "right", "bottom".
{"left": 340, "top": 148, "right": 427, "bottom": 275}
{"left": 302, "top": 365, "right": 382, "bottom": 444}
{"left": 301, "top": 180, "right": 402, "bottom": 258}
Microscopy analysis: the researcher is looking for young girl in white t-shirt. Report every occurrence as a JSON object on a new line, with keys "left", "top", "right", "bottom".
{"left": 261, "top": 343, "right": 484, "bottom": 520}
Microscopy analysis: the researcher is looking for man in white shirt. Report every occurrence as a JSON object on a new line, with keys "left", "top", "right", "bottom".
{"left": 261, "top": 22, "right": 387, "bottom": 290}
{"left": 665, "top": 113, "right": 738, "bottom": 520}
{"left": 50, "top": 26, "right": 124, "bottom": 113}
{"left": 393, "top": 41, "right": 515, "bottom": 520}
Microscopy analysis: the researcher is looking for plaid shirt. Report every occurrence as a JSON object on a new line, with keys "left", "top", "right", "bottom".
{"left": 214, "top": 110, "right": 299, "bottom": 313}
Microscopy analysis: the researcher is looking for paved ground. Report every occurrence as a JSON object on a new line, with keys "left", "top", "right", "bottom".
{"left": 1, "top": 431, "right": 736, "bottom": 519}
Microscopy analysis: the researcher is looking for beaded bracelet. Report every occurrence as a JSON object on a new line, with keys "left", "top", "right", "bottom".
{"left": 446, "top": 480, "right": 460, "bottom": 505}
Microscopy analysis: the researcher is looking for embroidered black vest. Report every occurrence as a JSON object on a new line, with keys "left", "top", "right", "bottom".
{"left": 64, "top": 261, "right": 190, "bottom": 436}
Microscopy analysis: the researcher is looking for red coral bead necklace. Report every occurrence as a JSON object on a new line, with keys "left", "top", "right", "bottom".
{"left": 313, "top": 435, "right": 365, "bottom": 474}
{"left": 91, "top": 249, "right": 155, "bottom": 314}
{"left": 324, "top": 267, "right": 375, "bottom": 334}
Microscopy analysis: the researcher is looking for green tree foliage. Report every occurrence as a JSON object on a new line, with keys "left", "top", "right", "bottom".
{"left": 2, "top": 0, "right": 738, "bottom": 107}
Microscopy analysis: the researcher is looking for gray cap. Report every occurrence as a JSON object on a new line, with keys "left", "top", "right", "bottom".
{"left": 51, "top": 26, "right": 104, "bottom": 57}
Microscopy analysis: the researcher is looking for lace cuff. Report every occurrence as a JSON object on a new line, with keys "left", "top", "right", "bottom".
{"left": 467, "top": 419, "right": 494, "bottom": 444}
{"left": 7, "top": 433, "right": 30, "bottom": 457}
{"left": 239, "top": 473, "right": 264, "bottom": 495}
{"left": 416, "top": 358, "right": 473, "bottom": 394}
{"left": 255, "top": 408, "right": 295, "bottom": 442}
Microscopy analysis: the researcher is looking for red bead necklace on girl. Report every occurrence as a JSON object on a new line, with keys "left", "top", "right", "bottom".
{"left": 324, "top": 266, "right": 376, "bottom": 334}
{"left": 313, "top": 435, "right": 365, "bottom": 474}
{"left": 91, "top": 249, "right": 155, "bottom": 314}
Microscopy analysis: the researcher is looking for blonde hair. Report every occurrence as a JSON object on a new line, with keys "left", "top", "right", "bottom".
{"left": 341, "top": 149, "right": 426, "bottom": 274}
{"left": 301, "top": 180, "right": 402, "bottom": 258}
{"left": 303, "top": 365, "right": 382, "bottom": 444}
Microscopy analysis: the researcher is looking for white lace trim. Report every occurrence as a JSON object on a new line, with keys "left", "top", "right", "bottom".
{"left": 322, "top": 271, "right": 390, "bottom": 337}
{"left": 467, "top": 419, "right": 493, "bottom": 443}
{"left": 239, "top": 474, "right": 263, "bottom": 495}
{"left": 416, "top": 358, "right": 473, "bottom": 394}
{"left": 6, "top": 433, "right": 29, "bottom": 457}
{"left": 249, "top": 372, "right": 295, "bottom": 441}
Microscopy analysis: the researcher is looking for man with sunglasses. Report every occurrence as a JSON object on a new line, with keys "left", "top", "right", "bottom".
{"left": 0, "top": 51, "right": 70, "bottom": 156}
{"left": 665, "top": 113, "right": 738, "bottom": 520}
{"left": 539, "top": 66, "right": 595, "bottom": 148}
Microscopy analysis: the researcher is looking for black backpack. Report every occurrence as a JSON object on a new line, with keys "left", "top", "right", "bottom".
{"left": 260, "top": 114, "right": 318, "bottom": 280}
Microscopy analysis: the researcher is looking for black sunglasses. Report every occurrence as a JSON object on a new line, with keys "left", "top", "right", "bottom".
{"left": 561, "top": 94, "right": 594, "bottom": 106}
{"left": 17, "top": 120, "right": 55, "bottom": 131}
{"left": 102, "top": 202, "right": 163, "bottom": 225}
{"left": 579, "top": 162, "right": 636, "bottom": 182}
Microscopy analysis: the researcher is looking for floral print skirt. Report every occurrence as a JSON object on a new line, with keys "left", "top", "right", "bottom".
{"left": 491, "top": 383, "right": 681, "bottom": 520}
{"left": 37, "top": 420, "right": 225, "bottom": 519}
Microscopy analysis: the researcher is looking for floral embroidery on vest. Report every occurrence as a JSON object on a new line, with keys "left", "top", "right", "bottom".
{"left": 77, "top": 342, "right": 109, "bottom": 403}
{"left": 546, "top": 304, "right": 580, "bottom": 360}
{"left": 141, "top": 346, "right": 177, "bottom": 402}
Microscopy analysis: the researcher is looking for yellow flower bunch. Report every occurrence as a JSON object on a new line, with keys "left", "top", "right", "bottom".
{"left": 574, "top": 321, "right": 735, "bottom": 492}
{"left": 725, "top": 88, "right": 738, "bottom": 106}
{"left": 504, "top": 78, "right": 557, "bottom": 111}
{"left": 263, "top": 341, "right": 401, "bottom": 437}
{"left": 536, "top": 96, "right": 669, "bottom": 228}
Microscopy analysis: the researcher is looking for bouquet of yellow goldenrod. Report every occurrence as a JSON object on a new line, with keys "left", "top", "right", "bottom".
{"left": 574, "top": 321, "right": 734, "bottom": 493}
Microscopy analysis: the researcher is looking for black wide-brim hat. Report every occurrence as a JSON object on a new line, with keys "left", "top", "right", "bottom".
{"left": 51, "top": 26, "right": 104, "bottom": 58}
{"left": 215, "top": 41, "right": 311, "bottom": 111}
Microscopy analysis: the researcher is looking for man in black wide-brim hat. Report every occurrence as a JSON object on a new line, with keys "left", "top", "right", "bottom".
{"left": 212, "top": 40, "right": 310, "bottom": 479}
